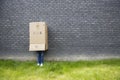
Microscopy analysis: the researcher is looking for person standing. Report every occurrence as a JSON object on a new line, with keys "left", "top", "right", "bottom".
{"left": 29, "top": 22, "right": 48, "bottom": 67}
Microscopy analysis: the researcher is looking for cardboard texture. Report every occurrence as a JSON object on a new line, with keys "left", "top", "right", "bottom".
{"left": 29, "top": 22, "right": 48, "bottom": 51}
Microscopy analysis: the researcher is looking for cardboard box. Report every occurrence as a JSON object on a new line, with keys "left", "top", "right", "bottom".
{"left": 29, "top": 22, "right": 48, "bottom": 51}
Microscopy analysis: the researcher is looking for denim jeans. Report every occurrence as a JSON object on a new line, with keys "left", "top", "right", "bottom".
{"left": 38, "top": 51, "right": 44, "bottom": 64}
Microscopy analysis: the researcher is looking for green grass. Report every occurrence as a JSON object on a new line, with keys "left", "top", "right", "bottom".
{"left": 0, "top": 59, "right": 120, "bottom": 80}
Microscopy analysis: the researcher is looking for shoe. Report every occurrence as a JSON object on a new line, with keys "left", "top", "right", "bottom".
{"left": 40, "top": 63, "right": 43, "bottom": 67}
{"left": 37, "top": 63, "right": 40, "bottom": 66}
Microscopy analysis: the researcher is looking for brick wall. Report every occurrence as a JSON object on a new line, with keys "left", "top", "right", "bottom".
{"left": 0, "top": 0, "right": 120, "bottom": 61}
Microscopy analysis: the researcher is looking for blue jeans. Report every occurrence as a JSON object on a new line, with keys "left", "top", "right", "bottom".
{"left": 38, "top": 51, "right": 44, "bottom": 64}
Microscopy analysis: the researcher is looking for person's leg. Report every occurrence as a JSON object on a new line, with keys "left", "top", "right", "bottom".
{"left": 40, "top": 51, "right": 44, "bottom": 66}
{"left": 37, "top": 51, "right": 41, "bottom": 65}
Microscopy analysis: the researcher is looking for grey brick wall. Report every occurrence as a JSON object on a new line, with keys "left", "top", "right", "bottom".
{"left": 0, "top": 0, "right": 120, "bottom": 61}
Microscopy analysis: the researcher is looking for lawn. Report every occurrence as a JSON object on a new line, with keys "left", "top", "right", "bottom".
{"left": 0, "top": 59, "right": 120, "bottom": 80}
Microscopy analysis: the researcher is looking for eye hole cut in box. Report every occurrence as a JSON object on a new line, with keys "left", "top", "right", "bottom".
{"left": 29, "top": 22, "right": 48, "bottom": 51}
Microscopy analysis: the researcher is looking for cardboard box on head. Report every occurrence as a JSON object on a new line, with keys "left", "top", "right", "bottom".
{"left": 29, "top": 22, "right": 48, "bottom": 51}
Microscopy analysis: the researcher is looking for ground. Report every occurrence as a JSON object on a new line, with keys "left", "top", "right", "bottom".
{"left": 0, "top": 59, "right": 120, "bottom": 80}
